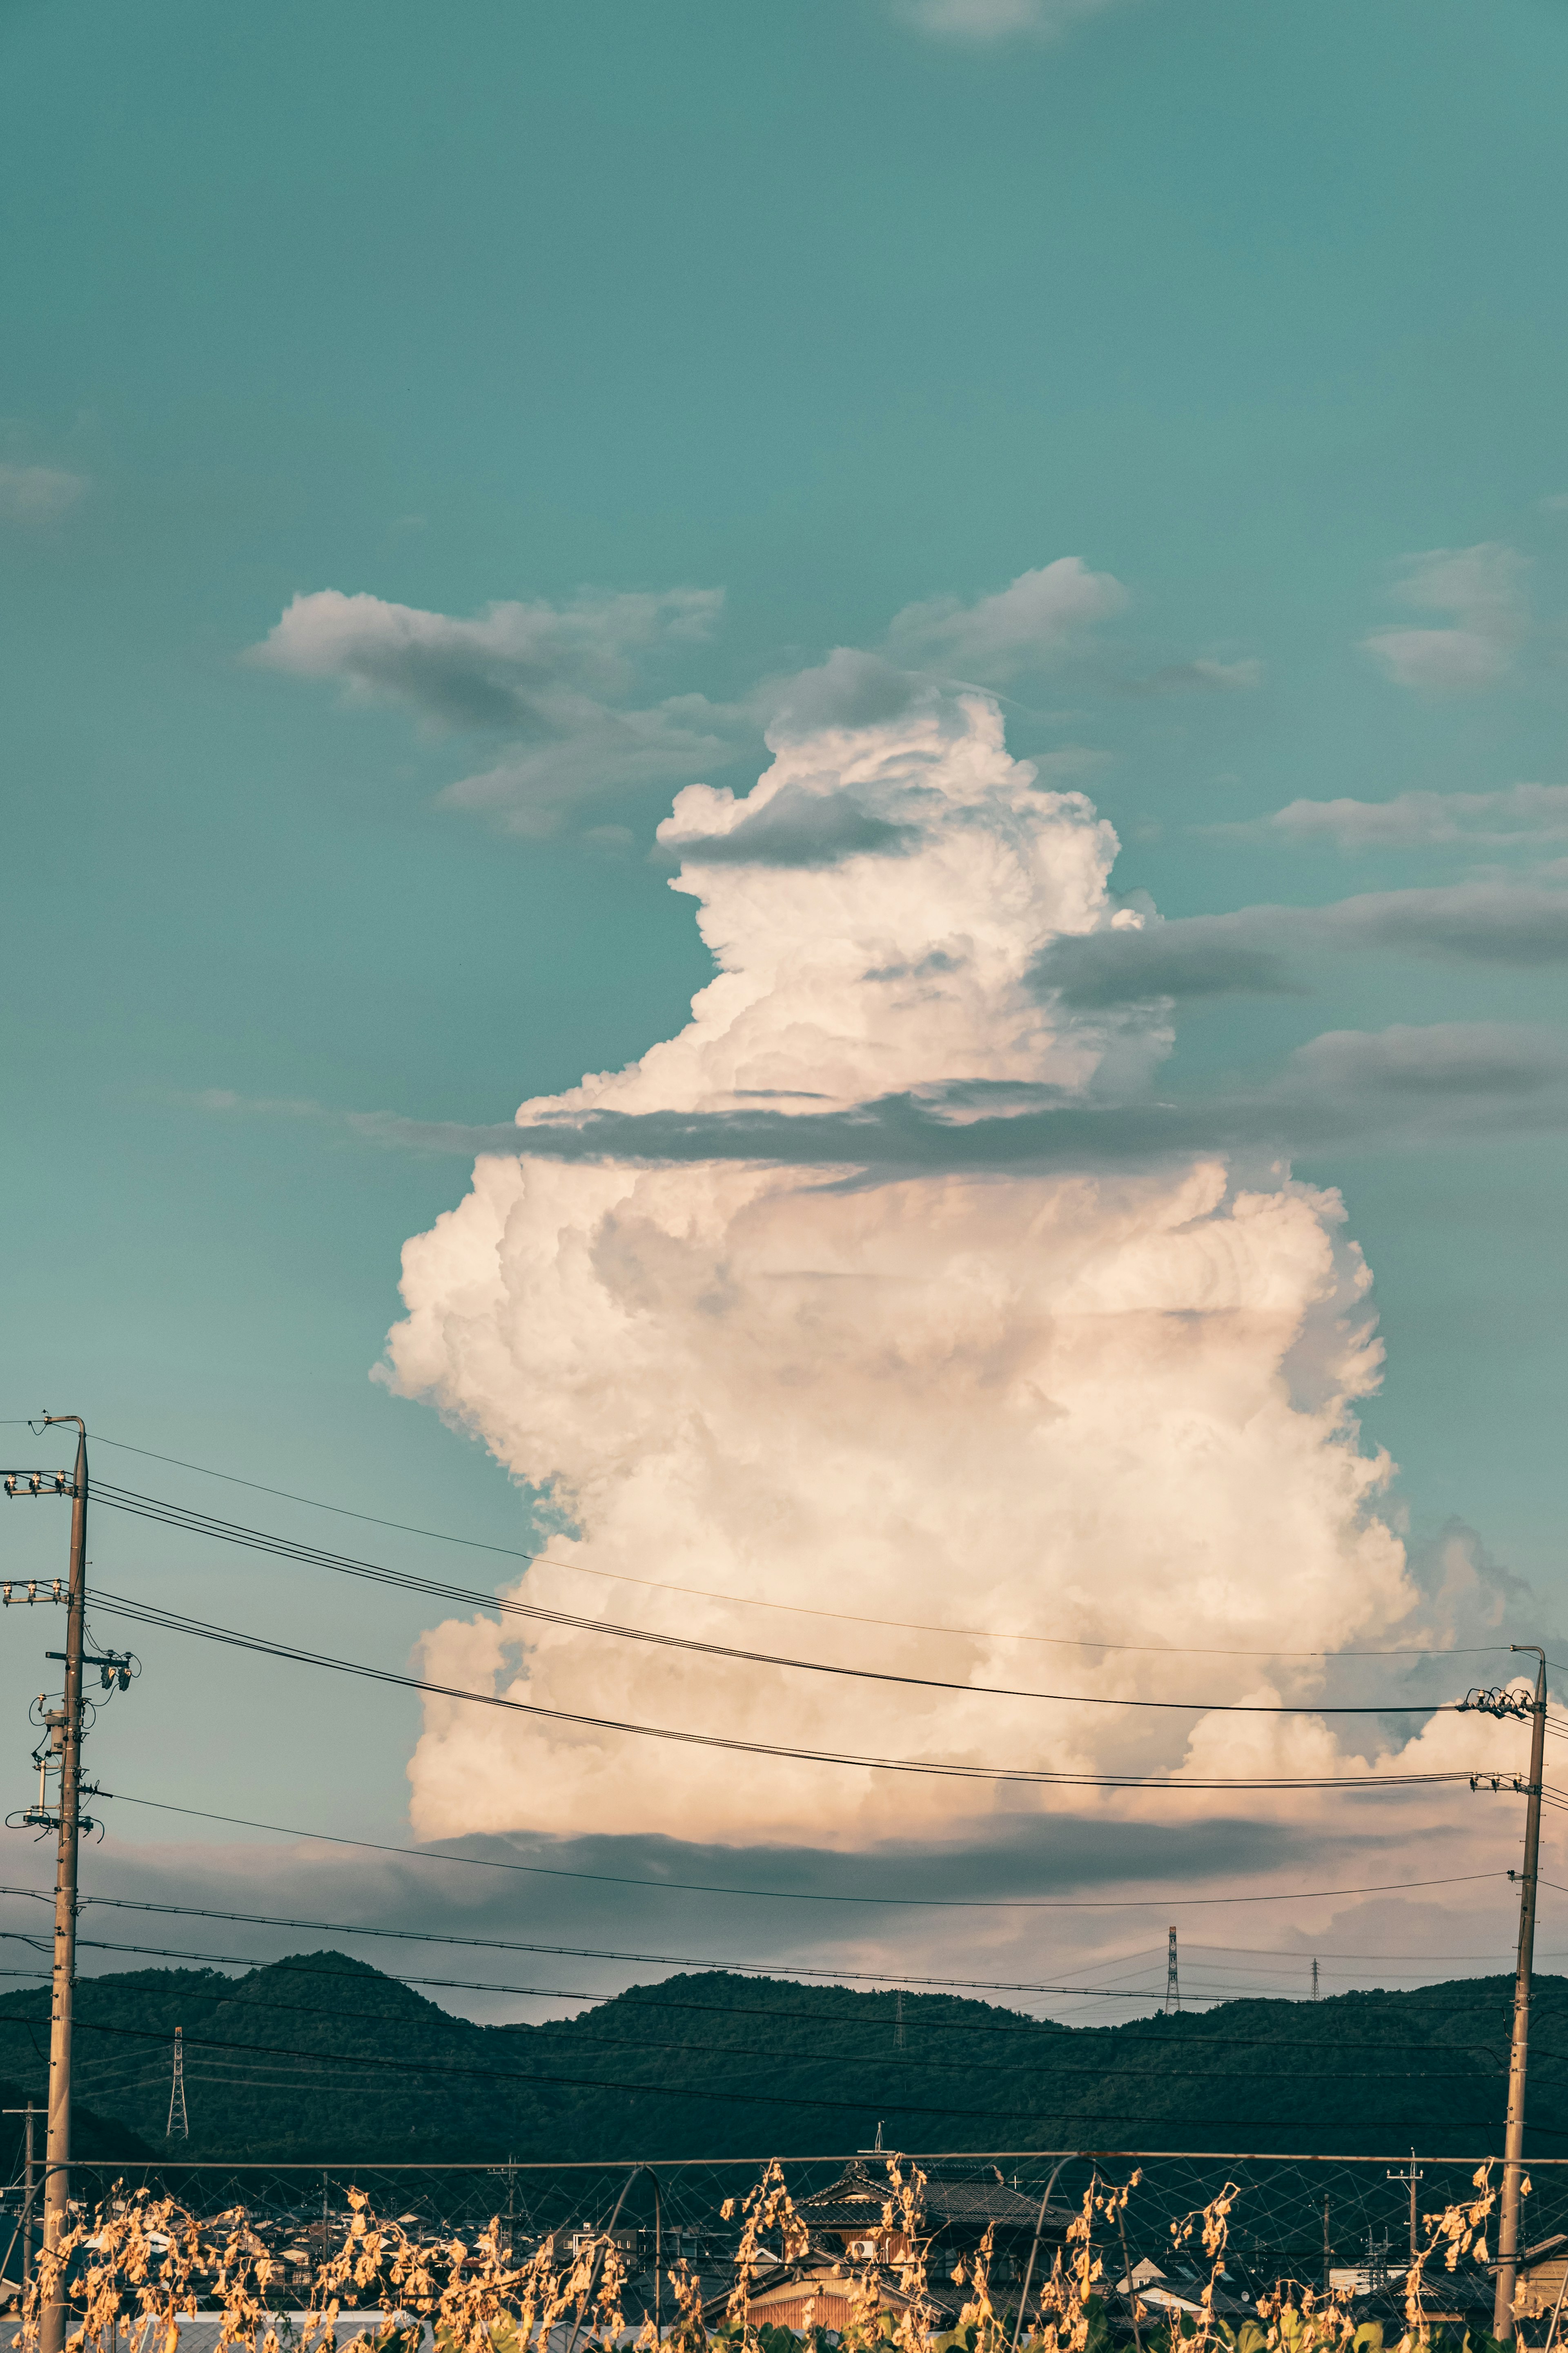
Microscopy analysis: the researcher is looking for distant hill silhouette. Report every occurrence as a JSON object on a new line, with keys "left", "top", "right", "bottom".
{"left": 0, "top": 1955, "right": 1543, "bottom": 2163}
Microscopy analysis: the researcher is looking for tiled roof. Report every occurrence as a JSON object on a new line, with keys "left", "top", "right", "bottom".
{"left": 792, "top": 2160, "right": 1070, "bottom": 2232}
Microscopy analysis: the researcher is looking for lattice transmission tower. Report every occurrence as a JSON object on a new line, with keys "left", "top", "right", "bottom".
{"left": 1165, "top": 1925, "right": 1181, "bottom": 2014}
{"left": 166, "top": 2026, "right": 188, "bottom": 2139}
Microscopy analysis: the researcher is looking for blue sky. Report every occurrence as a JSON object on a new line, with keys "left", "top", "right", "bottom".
{"left": 3, "top": 0, "right": 1568, "bottom": 2022}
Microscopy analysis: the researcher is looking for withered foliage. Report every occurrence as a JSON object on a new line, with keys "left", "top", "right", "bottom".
{"left": 8, "top": 2161, "right": 1512, "bottom": 2353}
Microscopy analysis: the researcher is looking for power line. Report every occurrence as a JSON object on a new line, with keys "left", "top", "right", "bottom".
{"left": 71, "top": 1939, "right": 599, "bottom": 2001}
{"left": 89, "top": 1484, "right": 1488, "bottom": 1720}
{"left": 0, "top": 1882, "right": 1546, "bottom": 2007}
{"left": 81, "top": 1433, "right": 1525, "bottom": 1662}
{"left": 82, "top": 1587, "right": 1490, "bottom": 1794}
{"left": 10, "top": 1941, "right": 1538, "bottom": 2050}
{"left": 92, "top": 1790, "right": 1512, "bottom": 1916}
{"left": 0, "top": 1885, "right": 1277, "bottom": 1997}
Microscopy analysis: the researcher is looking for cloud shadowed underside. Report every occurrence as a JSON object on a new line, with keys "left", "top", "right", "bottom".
{"left": 1038, "top": 881, "right": 1568, "bottom": 1005}
{"left": 652, "top": 781, "right": 917, "bottom": 869}
{"left": 247, "top": 585, "right": 737, "bottom": 833}
{"left": 203, "top": 1022, "right": 1568, "bottom": 1172}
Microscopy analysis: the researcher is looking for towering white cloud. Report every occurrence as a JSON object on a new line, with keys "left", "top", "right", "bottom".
{"left": 381, "top": 694, "right": 1514, "bottom": 1848}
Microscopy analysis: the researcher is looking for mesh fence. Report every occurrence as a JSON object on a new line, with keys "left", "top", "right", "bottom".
{"left": 0, "top": 2150, "right": 1551, "bottom": 2310}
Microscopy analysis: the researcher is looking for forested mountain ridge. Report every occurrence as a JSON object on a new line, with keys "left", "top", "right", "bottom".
{"left": 0, "top": 1956, "right": 1544, "bottom": 2164}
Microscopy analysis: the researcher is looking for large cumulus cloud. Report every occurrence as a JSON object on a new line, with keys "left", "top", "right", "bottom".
{"left": 378, "top": 695, "right": 1530, "bottom": 1850}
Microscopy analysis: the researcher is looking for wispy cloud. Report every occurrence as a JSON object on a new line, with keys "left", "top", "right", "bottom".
{"left": 248, "top": 585, "right": 733, "bottom": 833}
{"left": 1361, "top": 542, "right": 1529, "bottom": 692}
{"left": 1231, "top": 782, "right": 1568, "bottom": 852}
{"left": 885, "top": 559, "right": 1128, "bottom": 680}
{"left": 1127, "top": 656, "right": 1264, "bottom": 696}
{"left": 438, "top": 700, "right": 737, "bottom": 839}
{"left": 890, "top": 0, "right": 1131, "bottom": 45}
{"left": 1038, "top": 879, "right": 1568, "bottom": 1006}
{"left": 249, "top": 586, "right": 725, "bottom": 729}
{"left": 247, "top": 558, "right": 1258, "bottom": 841}
{"left": 0, "top": 464, "right": 87, "bottom": 523}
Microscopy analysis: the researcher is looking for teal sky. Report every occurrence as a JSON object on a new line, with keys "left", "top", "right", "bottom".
{"left": 3, "top": 0, "right": 1568, "bottom": 2007}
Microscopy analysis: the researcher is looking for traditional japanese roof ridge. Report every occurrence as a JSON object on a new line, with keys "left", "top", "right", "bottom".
{"left": 791, "top": 2157, "right": 1070, "bottom": 2232}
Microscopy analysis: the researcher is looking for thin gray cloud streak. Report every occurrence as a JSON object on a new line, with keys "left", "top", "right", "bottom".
{"left": 1038, "top": 881, "right": 1568, "bottom": 1006}
{"left": 226, "top": 1021, "right": 1568, "bottom": 1172}
{"left": 1225, "top": 783, "right": 1568, "bottom": 853}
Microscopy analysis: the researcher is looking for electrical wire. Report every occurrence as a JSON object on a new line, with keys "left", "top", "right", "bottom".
{"left": 0, "top": 1884, "right": 1466, "bottom": 2004}
{"left": 69, "top": 1938, "right": 598, "bottom": 2001}
{"left": 82, "top": 1586, "right": 1490, "bottom": 1795}
{"left": 0, "top": 1885, "right": 1240, "bottom": 1999}
{"left": 88, "top": 1483, "right": 1488, "bottom": 1721}
{"left": 13, "top": 1931, "right": 1534, "bottom": 2049}
{"left": 82, "top": 1433, "right": 1528, "bottom": 1662}
{"left": 92, "top": 1791, "right": 1513, "bottom": 1917}
{"left": 0, "top": 1885, "right": 1543, "bottom": 2017}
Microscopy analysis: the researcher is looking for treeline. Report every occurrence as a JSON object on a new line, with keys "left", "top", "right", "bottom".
{"left": 0, "top": 1956, "right": 1545, "bottom": 2164}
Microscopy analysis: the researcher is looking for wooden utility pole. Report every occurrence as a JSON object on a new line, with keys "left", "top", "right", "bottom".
{"left": 23, "top": 2101, "right": 35, "bottom": 2294}
{"left": 1388, "top": 2152, "right": 1423, "bottom": 2265}
{"left": 40, "top": 1417, "right": 87, "bottom": 2353}
{"left": 1494, "top": 1647, "right": 1547, "bottom": 2342}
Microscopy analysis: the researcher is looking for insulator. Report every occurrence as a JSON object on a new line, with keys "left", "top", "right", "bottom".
{"left": 117, "top": 1668, "right": 130, "bottom": 1692}
{"left": 2, "top": 1478, "right": 13, "bottom": 1499}
{"left": 51, "top": 1581, "right": 61, "bottom": 1601}
{"left": 1, "top": 1585, "right": 10, "bottom": 1606}
{"left": 27, "top": 1477, "right": 39, "bottom": 1497}
{"left": 26, "top": 1583, "right": 36, "bottom": 1604}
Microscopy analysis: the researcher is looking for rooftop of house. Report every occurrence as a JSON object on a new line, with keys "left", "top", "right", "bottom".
{"left": 791, "top": 2159, "right": 1072, "bottom": 2235}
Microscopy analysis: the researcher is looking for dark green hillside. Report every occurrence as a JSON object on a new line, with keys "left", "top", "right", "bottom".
{"left": 0, "top": 2069, "right": 152, "bottom": 2167}
{"left": 0, "top": 1957, "right": 1547, "bottom": 2163}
